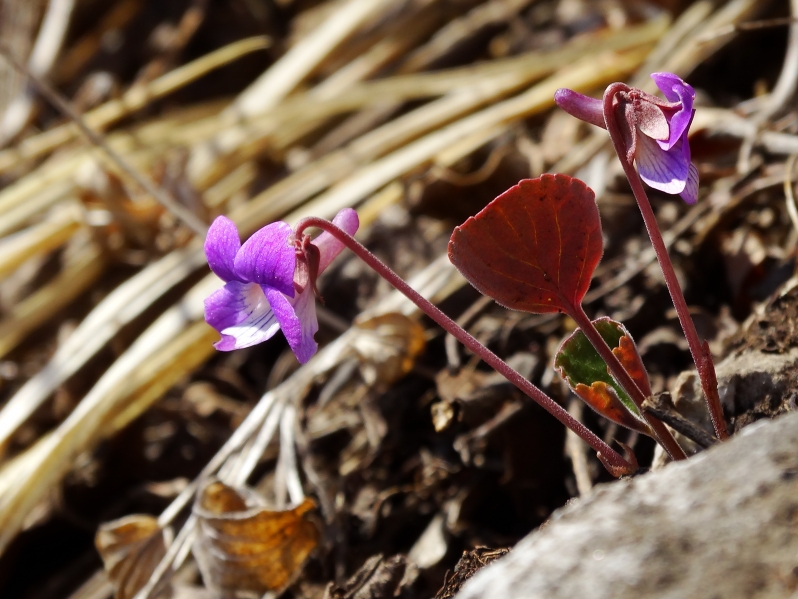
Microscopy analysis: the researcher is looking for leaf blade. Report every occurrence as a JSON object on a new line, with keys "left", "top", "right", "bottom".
{"left": 448, "top": 174, "right": 603, "bottom": 314}
{"left": 555, "top": 317, "right": 652, "bottom": 435}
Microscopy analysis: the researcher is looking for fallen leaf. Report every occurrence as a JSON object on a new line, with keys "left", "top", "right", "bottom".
{"left": 95, "top": 514, "right": 171, "bottom": 599}
{"left": 435, "top": 547, "right": 509, "bottom": 599}
{"left": 352, "top": 312, "right": 427, "bottom": 385}
{"left": 448, "top": 174, "right": 602, "bottom": 315}
{"left": 193, "top": 480, "right": 319, "bottom": 597}
{"left": 433, "top": 353, "right": 538, "bottom": 431}
{"left": 323, "top": 553, "right": 416, "bottom": 599}
{"left": 555, "top": 317, "right": 651, "bottom": 435}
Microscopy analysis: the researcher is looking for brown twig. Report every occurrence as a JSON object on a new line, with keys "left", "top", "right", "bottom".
{"left": 737, "top": 0, "right": 798, "bottom": 172}
{"left": 641, "top": 393, "right": 718, "bottom": 450}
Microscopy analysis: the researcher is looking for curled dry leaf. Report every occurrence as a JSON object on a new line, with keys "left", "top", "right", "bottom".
{"left": 351, "top": 312, "right": 427, "bottom": 385}
{"left": 433, "top": 353, "right": 538, "bottom": 431}
{"left": 193, "top": 480, "right": 319, "bottom": 598}
{"left": 95, "top": 514, "right": 171, "bottom": 599}
{"left": 435, "top": 547, "right": 509, "bottom": 599}
{"left": 555, "top": 317, "right": 652, "bottom": 436}
{"left": 323, "top": 553, "right": 416, "bottom": 599}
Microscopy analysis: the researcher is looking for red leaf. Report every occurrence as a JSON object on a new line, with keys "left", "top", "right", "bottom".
{"left": 613, "top": 334, "right": 652, "bottom": 398}
{"left": 448, "top": 174, "right": 602, "bottom": 314}
{"left": 573, "top": 381, "right": 651, "bottom": 436}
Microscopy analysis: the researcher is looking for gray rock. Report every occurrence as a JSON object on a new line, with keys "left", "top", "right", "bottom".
{"left": 648, "top": 347, "right": 798, "bottom": 468}
{"left": 670, "top": 347, "right": 798, "bottom": 430}
{"left": 455, "top": 411, "right": 798, "bottom": 599}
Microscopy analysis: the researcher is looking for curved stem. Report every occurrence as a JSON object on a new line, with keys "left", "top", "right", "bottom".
{"left": 296, "top": 217, "right": 634, "bottom": 475}
{"left": 603, "top": 83, "right": 728, "bottom": 441}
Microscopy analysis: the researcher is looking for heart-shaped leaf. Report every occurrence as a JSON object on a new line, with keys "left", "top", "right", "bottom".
{"left": 448, "top": 174, "right": 602, "bottom": 315}
{"left": 555, "top": 317, "right": 651, "bottom": 435}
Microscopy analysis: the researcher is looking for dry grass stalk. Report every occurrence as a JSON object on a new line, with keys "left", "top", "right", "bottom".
{"left": 0, "top": 241, "right": 105, "bottom": 359}
{"left": 0, "top": 204, "right": 82, "bottom": 280}
{"left": 0, "top": 36, "right": 269, "bottom": 175}
{"left": 232, "top": 0, "right": 396, "bottom": 117}
{"left": 0, "top": 0, "right": 75, "bottom": 145}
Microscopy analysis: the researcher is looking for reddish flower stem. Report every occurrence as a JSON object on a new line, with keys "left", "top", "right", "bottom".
{"left": 296, "top": 217, "right": 634, "bottom": 475}
{"left": 602, "top": 83, "right": 728, "bottom": 441}
{"left": 568, "top": 304, "right": 687, "bottom": 461}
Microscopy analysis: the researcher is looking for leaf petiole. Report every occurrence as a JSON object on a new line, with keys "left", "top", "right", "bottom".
{"left": 294, "top": 216, "right": 636, "bottom": 476}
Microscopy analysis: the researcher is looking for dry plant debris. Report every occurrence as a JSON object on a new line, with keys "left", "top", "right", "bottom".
{"left": 193, "top": 480, "right": 319, "bottom": 597}
{"left": 95, "top": 515, "right": 170, "bottom": 599}
{"left": 0, "top": 0, "right": 794, "bottom": 597}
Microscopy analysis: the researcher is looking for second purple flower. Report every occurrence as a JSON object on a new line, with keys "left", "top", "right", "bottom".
{"left": 554, "top": 72, "right": 698, "bottom": 204}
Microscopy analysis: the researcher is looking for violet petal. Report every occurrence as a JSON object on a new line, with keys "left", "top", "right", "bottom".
{"left": 635, "top": 132, "right": 689, "bottom": 195}
{"left": 233, "top": 221, "right": 296, "bottom": 296}
{"left": 208, "top": 282, "right": 280, "bottom": 351}
{"left": 651, "top": 72, "right": 693, "bottom": 103}
{"left": 554, "top": 89, "right": 606, "bottom": 129}
{"left": 314, "top": 208, "right": 360, "bottom": 274}
{"left": 266, "top": 287, "right": 319, "bottom": 364}
{"left": 205, "top": 281, "right": 247, "bottom": 332}
{"left": 205, "top": 283, "right": 244, "bottom": 350}
{"left": 205, "top": 216, "right": 242, "bottom": 282}
{"left": 680, "top": 163, "right": 699, "bottom": 205}
{"left": 651, "top": 73, "right": 695, "bottom": 150}
{"left": 679, "top": 116, "right": 693, "bottom": 166}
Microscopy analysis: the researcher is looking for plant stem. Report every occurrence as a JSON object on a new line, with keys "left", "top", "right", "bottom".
{"left": 569, "top": 304, "right": 687, "bottom": 461}
{"left": 602, "top": 83, "right": 728, "bottom": 441}
{"left": 296, "top": 217, "right": 634, "bottom": 475}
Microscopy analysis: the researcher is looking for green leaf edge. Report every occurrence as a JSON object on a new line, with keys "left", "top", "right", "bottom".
{"left": 554, "top": 317, "right": 643, "bottom": 419}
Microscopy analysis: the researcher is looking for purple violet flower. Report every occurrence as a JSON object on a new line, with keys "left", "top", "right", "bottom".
{"left": 553, "top": 72, "right": 698, "bottom": 204}
{"left": 203, "top": 208, "right": 359, "bottom": 363}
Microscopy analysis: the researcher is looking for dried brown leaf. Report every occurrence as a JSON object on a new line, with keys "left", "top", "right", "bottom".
{"left": 323, "top": 553, "right": 415, "bottom": 599}
{"left": 193, "top": 480, "right": 319, "bottom": 597}
{"left": 352, "top": 313, "right": 426, "bottom": 385}
{"left": 95, "top": 514, "right": 170, "bottom": 599}
{"left": 435, "top": 547, "right": 509, "bottom": 599}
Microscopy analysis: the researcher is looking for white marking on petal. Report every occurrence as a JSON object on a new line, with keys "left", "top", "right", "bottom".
{"left": 221, "top": 283, "right": 280, "bottom": 349}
